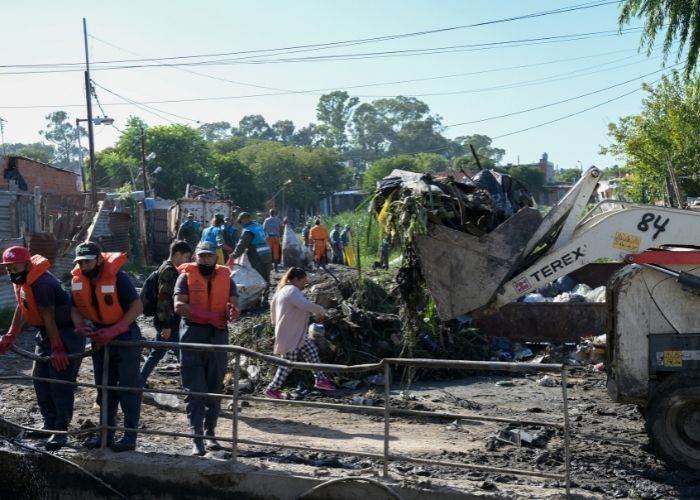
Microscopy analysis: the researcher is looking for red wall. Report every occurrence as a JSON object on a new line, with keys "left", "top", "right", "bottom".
{"left": 1, "top": 156, "right": 80, "bottom": 195}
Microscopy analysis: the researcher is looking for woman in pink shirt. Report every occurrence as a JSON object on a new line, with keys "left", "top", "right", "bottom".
{"left": 263, "top": 267, "right": 336, "bottom": 399}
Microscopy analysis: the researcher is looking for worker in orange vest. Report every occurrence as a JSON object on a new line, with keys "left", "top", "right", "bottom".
{"left": 0, "top": 246, "right": 86, "bottom": 451}
{"left": 174, "top": 241, "right": 240, "bottom": 456}
{"left": 308, "top": 219, "right": 329, "bottom": 270}
{"left": 71, "top": 241, "right": 143, "bottom": 452}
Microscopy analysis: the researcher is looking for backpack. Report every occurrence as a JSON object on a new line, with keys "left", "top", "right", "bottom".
{"left": 140, "top": 269, "right": 160, "bottom": 317}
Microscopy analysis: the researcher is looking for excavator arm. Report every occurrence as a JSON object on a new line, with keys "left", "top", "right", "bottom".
{"left": 415, "top": 165, "right": 700, "bottom": 320}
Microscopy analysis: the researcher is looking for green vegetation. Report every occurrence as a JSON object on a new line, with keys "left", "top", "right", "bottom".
{"left": 602, "top": 70, "right": 700, "bottom": 203}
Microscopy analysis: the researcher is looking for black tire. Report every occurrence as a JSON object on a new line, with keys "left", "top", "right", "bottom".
{"left": 647, "top": 374, "right": 700, "bottom": 470}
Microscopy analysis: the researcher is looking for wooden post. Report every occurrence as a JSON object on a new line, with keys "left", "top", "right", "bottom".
{"left": 137, "top": 201, "right": 149, "bottom": 265}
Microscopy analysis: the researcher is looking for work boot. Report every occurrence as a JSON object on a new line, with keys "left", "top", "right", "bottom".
{"left": 204, "top": 434, "right": 222, "bottom": 451}
{"left": 84, "top": 434, "right": 113, "bottom": 450}
{"left": 110, "top": 437, "right": 136, "bottom": 453}
{"left": 45, "top": 434, "right": 67, "bottom": 451}
{"left": 191, "top": 438, "right": 206, "bottom": 456}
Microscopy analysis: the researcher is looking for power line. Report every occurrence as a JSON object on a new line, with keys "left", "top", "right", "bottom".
{"left": 0, "top": 26, "right": 645, "bottom": 78}
{"left": 0, "top": 1, "right": 618, "bottom": 71}
{"left": 445, "top": 63, "right": 681, "bottom": 128}
{"left": 491, "top": 84, "right": 656, "bottom": 140}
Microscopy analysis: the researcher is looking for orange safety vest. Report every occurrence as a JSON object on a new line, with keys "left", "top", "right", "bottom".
{"left": 15, "top": 255, "right": 51, "bottom": 327}
{"left": 179, "top": 263, "right": 230, "bottom": 314}
{"left": 71, "top": 252, "right": 127, "bottom": 325}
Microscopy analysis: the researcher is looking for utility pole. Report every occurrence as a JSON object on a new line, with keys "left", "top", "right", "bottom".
{"left": 140, "top": 126, "right": 149, "bottom": 195}
{"left": 75, "top": 118, "right": 87, "bottom": 192}
{"left": 0, "top": 117, "right": 6, "bottom": 156}
{"left": 83, "top": 18, "right": 98, "bottom": 209}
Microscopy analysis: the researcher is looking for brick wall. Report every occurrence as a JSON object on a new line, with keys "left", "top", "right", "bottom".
{"left": 1, "top": 156, "right": 80, "bottom": 195}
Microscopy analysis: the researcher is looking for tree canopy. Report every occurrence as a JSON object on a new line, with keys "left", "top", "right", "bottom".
{"left": 602, "top": 70, "right": 700, "bottom": 203}
{"left": 619, "top": 0, "right": 700, "bottom": 76}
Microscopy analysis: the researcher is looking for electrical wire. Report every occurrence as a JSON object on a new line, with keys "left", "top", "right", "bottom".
{"left": 0, "top": 1, "right": 618, "bottom": 71}
{"left": 0, "top": 25, "right": 642, "bottom": 75}
{"left": 445, "top": 62, "right": 680, "bottom": 128}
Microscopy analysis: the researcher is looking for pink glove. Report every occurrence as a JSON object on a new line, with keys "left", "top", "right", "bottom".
{"left": 226, "top": 256, "right": 236, "bottom": 268}
{"left": 227, "top": 303, "right": 240, "bottom": 322}
{"left": 74, "top": 322, "right": 94, "bottom": 337}
{"left": 49, "top": 336, "right": 69, "bottom": 372}
{"left": 91, "top": 319, "right": 130, "bottom": 348}
{"left": 188, "top": 306, "right": 226, "bottom": 330}
{"left": 0, "top": 325, "right": 20, "bottom": 354}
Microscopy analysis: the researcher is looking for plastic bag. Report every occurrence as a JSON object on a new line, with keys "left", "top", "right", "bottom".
{"left": 231, "top": 254, "right": 266, "bottom": 311}
{"left": 281, "top": 224, "right": 306, "bottom": 268}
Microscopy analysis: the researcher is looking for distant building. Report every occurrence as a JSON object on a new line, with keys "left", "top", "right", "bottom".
{"left": 506, "top": 153, "right": 572, "bottom": 206}
{"left": 1, "top": 155, "right": 81, "bottom": 195}
{"left": 318, "top": 189, "right": 366, "bottom": 215}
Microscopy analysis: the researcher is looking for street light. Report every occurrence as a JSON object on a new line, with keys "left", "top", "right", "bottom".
{"left": 76, "top": 116, "right": 114, "bottom": 193}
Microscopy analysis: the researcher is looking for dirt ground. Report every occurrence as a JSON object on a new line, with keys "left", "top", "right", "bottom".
{"left": 2, "top": 269, "right": 700, "bottom": 498}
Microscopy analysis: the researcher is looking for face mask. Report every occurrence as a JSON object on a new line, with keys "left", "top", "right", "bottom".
{"left": 9, "top": 270, "right": 28, "bottom": 285}
{"left": 198, "top": 263, "right": 215, "bottom": 276}
{"left": 82, "top": 265, "right": 101, "bottom": 279}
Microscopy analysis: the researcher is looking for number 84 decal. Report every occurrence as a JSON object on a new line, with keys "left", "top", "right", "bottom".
{"left": 637, "top": 213, "right": 669, "bottom": 240}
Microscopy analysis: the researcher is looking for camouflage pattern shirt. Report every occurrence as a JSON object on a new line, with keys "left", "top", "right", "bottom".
{"left": 155, "top": 260, "right": 180, "bottom": 330}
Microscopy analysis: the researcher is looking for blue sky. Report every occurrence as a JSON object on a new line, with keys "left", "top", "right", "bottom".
{"left": 0, "top": 1, "right": 672, "bottom": 170}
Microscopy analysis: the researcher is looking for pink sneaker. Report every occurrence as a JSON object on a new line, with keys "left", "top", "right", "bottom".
{"left": 314, "top": 379, "right": 336, "bottom": 391}
{"left": 264, "top": 388, "right": 282, "bottom": 399}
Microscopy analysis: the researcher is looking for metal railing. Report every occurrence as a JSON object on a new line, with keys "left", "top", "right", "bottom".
{"left": 0, "top": 338, "right": 572, "bottom": 496}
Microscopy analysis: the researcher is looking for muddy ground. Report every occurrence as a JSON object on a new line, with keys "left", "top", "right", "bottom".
{"left": 1, "top": 267, "right": 700, "bottom": 499}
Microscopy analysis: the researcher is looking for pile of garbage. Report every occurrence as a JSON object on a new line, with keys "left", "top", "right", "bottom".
{"left": 490, "top": 334, "right": 607, "bottom": 369}
{"left": 371, "top": 169, "right": 535, "bottom": 242}
{"left": 519, "top": 276, "right": 607, "bottom": 304}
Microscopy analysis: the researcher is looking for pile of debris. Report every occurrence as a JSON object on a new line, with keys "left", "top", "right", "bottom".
{"left": 519, "top": 275, "right": 606, "bottom": 304}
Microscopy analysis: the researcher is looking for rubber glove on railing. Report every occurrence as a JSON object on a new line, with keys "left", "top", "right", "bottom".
{"left": 74, "top": 322, "right": 94, "bottom": 337}
{"left": 91, "top": 319, "right": 130, "bottom": 348}
{"left": 0, "top": 325, "right": 20, "bottom": 354}
{"left": 188, "top": 306, "right": 227, "bottom": 330}
{"left": 49, "top": 336, "right": 69, "bottom": 371}
{"left": 227, "top": 303, "right": 240, "bottom": 322}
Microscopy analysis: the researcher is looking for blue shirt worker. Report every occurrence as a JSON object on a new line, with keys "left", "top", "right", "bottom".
{"left": 140, "top": 240, "right": 192, "bottom": 387}
{"left": 175, "top": 241, "right": 239, "bottom": 456}
{"left": 200, "top": 214, "right": 227, "bottom": 265}
{"left": 70, "top": 241, "right": 144, "bottom": 452}
{"left": 0, "top": 246, "right": 86, "bottom": 451}
{"left": 232, "top": 211, "right": 272, "bottom": 305}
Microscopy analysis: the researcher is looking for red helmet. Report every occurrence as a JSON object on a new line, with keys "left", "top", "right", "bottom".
{"left": 2, "top": 246, "right": 31, "bottom": 265}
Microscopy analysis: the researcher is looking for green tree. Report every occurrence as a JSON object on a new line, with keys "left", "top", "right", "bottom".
{"left": 619, "top": 0, "right": 700, "bottom": 76}
{"left": 238, "top": 114, "right": 273, "bottom": 140}
{"left": 199, "top": 121, "right": 232, "bottom": 141}
{"left": 234, "top": 141, "right": 351, "bottom": 212}
{"left": 602, "top": 71, "right": 700, "bottom": 203}
{"left": 38, "top": 111, "right": 86, "bottom": 171}
{"left": 102, "top": 118, "right": 210, "bottom": 199}
{"left": 291, "top": 123, "right": 322, "bottom": 147}
{"left": 2, "top": 142, "right": 55, "bottom": 164}
{"left": 350, "top": 102, "right": 389, "bottom": 161}
{"left": 507, "top": 165, "right": 546, "bottom": 200}
{"left": 272, "top": 120, "right": 295, "bottom": 143}
{"left": 453, "top": 134, "right": 505, "bottom": 170}
{"left": 555, "top": 168, "right": 582, "bottom": 184}
{"left": 209, "top": 152, "right": 263, "bottom": 208}
{"left": 316, "top": 91, "right": 359, "bottom": 150}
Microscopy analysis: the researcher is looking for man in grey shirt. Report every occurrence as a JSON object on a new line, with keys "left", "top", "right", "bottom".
{"left": 263, "top": 209, "right": 283, "bottom": 272}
